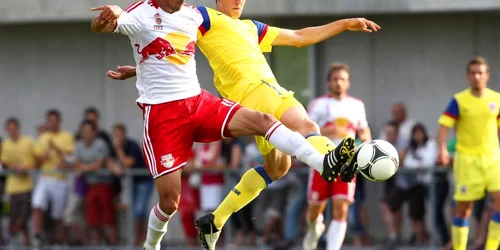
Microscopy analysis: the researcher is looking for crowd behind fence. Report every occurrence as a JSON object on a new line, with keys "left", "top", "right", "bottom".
{"left": 0, "top": 103, "right": 487, "bottom": 250}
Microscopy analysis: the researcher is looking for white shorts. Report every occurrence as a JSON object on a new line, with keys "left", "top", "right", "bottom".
{"left": 32, "top": 176, "right": 69, "bottom": 220}
{"left": 200, "top": 184, "right": 223, "bottom": 211}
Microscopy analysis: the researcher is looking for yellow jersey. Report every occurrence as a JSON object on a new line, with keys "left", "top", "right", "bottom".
{"left": 196, "top": 6, "right": 281, "bottom": 101}
{"left": 0, "top": 136, "right": 36, "bottom": 195}
{"left": 439, "top": 88, "right": 500, "bottom": 155}
{"left": 35, "top": 131, "right": 74, "bottom": 179}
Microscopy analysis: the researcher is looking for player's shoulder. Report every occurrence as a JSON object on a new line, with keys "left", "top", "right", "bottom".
{"left": 346, "top": 95, "right": 365, "bottom": 105}
{"left": 308, "top": 95, "right": 330, "bottom": 110}
{"left": 486, "top": 88, "right": 500, "bottom": 99}
{"left": 20, "top": 136, "right": 35, "bottom": 145}
{"left": 123, "top": 1, "right": 148, "bottom": 14}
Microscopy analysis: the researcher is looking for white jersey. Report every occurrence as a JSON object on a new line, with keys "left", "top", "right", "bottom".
{"left": 308, "top": 95, "right": 369, "bottom": 145}
{"left": 114, "top": 1, "right": 203, "bottom": 104}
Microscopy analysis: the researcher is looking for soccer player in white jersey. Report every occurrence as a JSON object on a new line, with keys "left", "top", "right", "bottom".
{"left": 90, "top": 1, "right": 353, "bottom": 249}
{"left": 304, "top": 63, "right": 372, "bottom": 250}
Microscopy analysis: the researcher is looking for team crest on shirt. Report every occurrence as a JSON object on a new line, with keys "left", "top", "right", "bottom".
{"left": 489, "top": 102, "right": 497, "bottom": 111}
{"left": 161, "top": 154, "right": 174, "bottom": 168}
{"left": 460, "top": 185, "right": 467, "bottom": 194}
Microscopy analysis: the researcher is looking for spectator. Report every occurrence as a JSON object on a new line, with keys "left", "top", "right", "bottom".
{"left": 385, "top": 123, "right": 437, "bottom": 246}
{"left": 63, "top": 123, "right": 88, "bottom": 246}
{"left": 379, "top": 102, "right": 416, "bottom": 148}
{"left": 221, "top": 137, "right": 257, "bottom": 247}
{"left": 278, "top": 158, "right": 309, "bottom": 249}
{"left": 379, "top": 121, "right": 407, "bottom": 247}
{"left": 178, "top": 152, "right": 200, "bottom": 246}
{"left": 74, "top": 120, "right": 116, "bottom": 245}
{"left": 81, "top": 107, "right": 122, "bottom": 202}
{"left": 81, "top": 107, "right": 112, "bottom": 148}
{"left": 1, "top": 118, "right": 36, "bottom": 245}
{"left": 107, "top": 123, "right": 153, "bottom": 246}
{"left": 194, "top": 141, "right": 224, "bottom": 213}
{"left": 32, "top": 109, "right": 74, "bottom": 248}
{"left": 348, "top": 138, "right": 372, "bottom": 247}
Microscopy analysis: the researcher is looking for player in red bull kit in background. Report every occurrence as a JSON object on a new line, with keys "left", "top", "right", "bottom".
{"left": 90, "top": 1, "right": 353, "bottom": 249}
{"left": 305, "top": 63, "right": 372, "bottom": 250}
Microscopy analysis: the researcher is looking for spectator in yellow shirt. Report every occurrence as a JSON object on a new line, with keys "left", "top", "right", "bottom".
{"left": 31, "top": 109, "right": 74, "bottom": 248}
{"left": 0, "top": 118, "right": 36, "bottom": 245}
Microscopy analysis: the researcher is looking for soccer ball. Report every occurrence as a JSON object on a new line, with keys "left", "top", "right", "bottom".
{"left": 356, "top": 139, "right": 399, "bottom": 182}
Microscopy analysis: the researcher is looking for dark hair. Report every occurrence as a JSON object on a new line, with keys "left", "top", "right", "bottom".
{"left": 409, "top": 123, "right": 429, "bottom": 152}
{"left": 467, "top": 56, "right": 489, "bottom": 73}
{"left": 385, "top": 120, "right": 399, "bottom": 134}
{"left": 46, "top": 109, "right": 61, "bottom": 120}
{"left": 327, "top": 62, "right": 350, "bottom": 81}
{"left": 5, "top": 117, "right": 20, "bottom": 128}
{"left": 113, "top": 123, "right": 127, "bottom": 134}
{"left": 84, "top": 106, "right": 100, "bottom": 118}
{"left": 80, "top": 119, "right": 97, "bottom": 131}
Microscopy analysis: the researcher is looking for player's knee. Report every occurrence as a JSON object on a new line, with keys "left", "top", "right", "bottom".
{"left": 455, "top": 202, "right": 473, "bottom": 218}
{"left": 332, "top": 199, "right": 350, "bottom": 221}
{"left": 307, "top": 207, "right": 322, "bottom": 222}
{"left": 254, "top": 112, "right": 278, "bottom": 136}
{"left": 158, "top": 192, "right": 180, "bottom": 215}
{"left": 296, "top": 118, "right": 320, "bottom": 136}
{"left": 262, "top": 162, "right": 289, "bottom": 181}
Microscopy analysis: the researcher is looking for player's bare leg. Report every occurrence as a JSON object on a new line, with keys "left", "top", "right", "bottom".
{"left": 485, "top": 191, "right": 500, "bottom": 250}
{"left": 326, "top": 199, "right": 351, "bottom": 250}
{"left": 452, "top": 201, "right": 473, "bottom": 250}
{"left": 195, "top": 108, "right": 354, "bottom": 250}
{"left": 143, "top": 170, "right": 182, "bottom": 250}
{"left": 303, "top": 202, "right": 327, "bottom": 250}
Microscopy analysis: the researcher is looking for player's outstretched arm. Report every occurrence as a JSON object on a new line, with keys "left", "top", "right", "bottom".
{"left": 272, "top": 18, "right": 380, "bottom": 47}
{"left": 90, "top": 5, "right": 122, "bottom": 33}
{"left": 107, "top": 65, "right": 137, "bottom": 80}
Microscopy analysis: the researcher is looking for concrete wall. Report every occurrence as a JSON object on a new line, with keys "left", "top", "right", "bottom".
{"left": 2, "top": 0, "right": 500, "bottom": 23}
{"left": 1, "top": 11, "right": 500, "bottom": 241}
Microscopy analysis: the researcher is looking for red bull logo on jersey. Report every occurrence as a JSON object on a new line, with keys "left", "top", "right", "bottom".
{"left": 135, "top": 31, "right": 196, "bottom": 65}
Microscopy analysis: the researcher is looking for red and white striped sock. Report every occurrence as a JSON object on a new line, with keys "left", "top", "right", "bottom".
{"left": 144, "top": 203, "right": 175, "bottom": 250}
{"left": 265, "top": 122, "right": 323, "bottom": 172}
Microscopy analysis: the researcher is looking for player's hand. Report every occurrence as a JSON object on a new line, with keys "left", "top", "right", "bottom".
{"left": 346, "top": 18, "right": 381, "bottom": 33}
{"left": 438, "top": 148, "right": 450, "bottom": 166}
{"left": 107, "top": 65, "right": 137, "bottom": 80}
{"left": 91, "top": 5, "right": 123, "bottom": 24}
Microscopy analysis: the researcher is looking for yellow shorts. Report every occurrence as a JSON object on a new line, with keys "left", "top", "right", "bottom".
{"left": 237, "top": 80, "right": 302, "bottom": 155}
{"left": 453, "top": 152, "right": 500, "bottom": 201}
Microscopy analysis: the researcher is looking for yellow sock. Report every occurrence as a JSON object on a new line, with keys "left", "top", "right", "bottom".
{"left": 451, "top": 217, "right": 469, "bottom": 250}
{"left": 485, "top": 212, "right": 500, "bottom": 250}
{"left": 212, "top": 165, "right": 270, "bottom": 229}
{"left": 305, "top": 134, "right": 335, "bottom": 154}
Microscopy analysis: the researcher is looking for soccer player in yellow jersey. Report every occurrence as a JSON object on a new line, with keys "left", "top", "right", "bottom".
{"left": 437, "top": 57, "right": 500, "bottom": 250}
{"left": 0, "top": 118, "right": 36, "bottom": 245}
{"left": 106, "top": 0, "right": 379, "bottom": 248}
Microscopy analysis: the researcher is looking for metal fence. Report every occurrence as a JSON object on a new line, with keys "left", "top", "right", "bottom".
{"left": 0, "top": 166, "right": 453, "bottom": 250}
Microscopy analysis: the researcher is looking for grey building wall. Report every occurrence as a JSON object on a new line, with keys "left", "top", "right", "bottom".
{"left": 2, "top": 0, "right": 500, "bottom": 23}
{"left": 1, "top": 12, "right": 499, "bottom": 242}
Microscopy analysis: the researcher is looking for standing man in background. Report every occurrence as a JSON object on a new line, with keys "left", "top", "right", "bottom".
{"left": 304, "top": 63, "right": 372, "bottom": 250}
{"left": 437, "top": 56, "right": 500, "bottom": 250}
{"left": 1, "top": 118, "right": 36, "bottom": 246}
{"left": 32, "top": 109, "right": 74, "bottom": 249}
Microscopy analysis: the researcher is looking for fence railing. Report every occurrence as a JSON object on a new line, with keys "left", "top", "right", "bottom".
{"left": 0, "top": 166, "right": 452, "bottom": 249}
